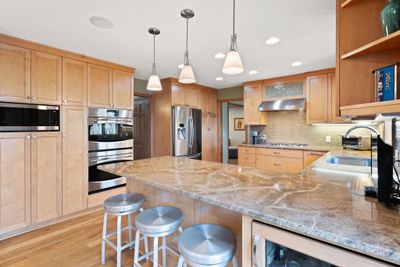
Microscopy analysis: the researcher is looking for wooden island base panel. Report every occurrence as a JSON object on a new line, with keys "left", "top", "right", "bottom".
{"left": 127, "top": 179, "right": 243, "bottom": 267}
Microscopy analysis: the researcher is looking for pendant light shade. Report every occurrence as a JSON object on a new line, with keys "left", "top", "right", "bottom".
{"left": 147, "top": 27, "right": 162, "bottom": 91}
{"left": 223, "top": 50, "right": 244, "bottom": 75}
{"left": 222, "top": 0, "right": 244, "bottom": 75}
{"left": 147, "top": 74, "right": 162, "bottom": 91}
{"left": 179, "top": 9, "right": 196, "bottom": 84}
{"left": 179, "top": 64, "right": 196, "bottom": 84}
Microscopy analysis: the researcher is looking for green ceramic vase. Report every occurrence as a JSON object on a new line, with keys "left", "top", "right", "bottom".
{"left": 381, "top": 0, "right": 400, "bottom": 35}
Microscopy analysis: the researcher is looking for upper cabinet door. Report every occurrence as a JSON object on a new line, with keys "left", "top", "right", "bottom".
{"left": 63, "top": 58, "right": 87, "bottom": 106}
{"left": 113, "top": 70, "right": 133, "bottom": 109}
{"left": 31, "top": 51, "right": 62, "bottom": 105}
{"left": 208, "top": 92, "right": 217, "bottom": 115}
{"left": 244, "top": 83, "right": 267, "bottom": 125}
{"left": 0, "top": 43, "right": 31, "bottom": 103}
{"left": 171, "top": 83, "right": 185, "bottom": 106}
{"left": 184, "top": 86, "right": 199, "bottom": 108}
{"left": 306, "top": 74, "right": 328, "bottom": 124}
{"left": 0, "top": 133, "right": 31, "bottom": 234}
{"left": 88, "top": 64, "right": 113, "bottom": 108}
{"left": 31, "top": 132, "right": 62, "bottom": 224}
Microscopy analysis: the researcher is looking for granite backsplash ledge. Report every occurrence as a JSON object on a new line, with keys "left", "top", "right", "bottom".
{"left": 249, "top": 111, "right": 382, "bottom": 147}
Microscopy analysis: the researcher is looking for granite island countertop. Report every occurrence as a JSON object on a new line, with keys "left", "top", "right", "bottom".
{"left": 100, "top": 154, "right": 399, "bottom": 265}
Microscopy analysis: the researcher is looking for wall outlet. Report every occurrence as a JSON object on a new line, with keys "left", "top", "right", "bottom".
{"left": 325, "top": 136, "right": 331, "bottom": 143}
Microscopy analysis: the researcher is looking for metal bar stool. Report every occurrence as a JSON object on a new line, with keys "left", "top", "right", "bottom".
{"left": 133, "top": 206, "right": 183, "bottom": 267}
{"left": 101, "top": 193, "right": 149, "bottom": 267}
{"left": 177, "top": 224, "right": 238, "bottom": 267}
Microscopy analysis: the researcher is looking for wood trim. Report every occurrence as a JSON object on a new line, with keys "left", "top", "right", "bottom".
{"left": 242, "top": 215, "right": 253, "bottom": 267}
{"left": 134, "top": 92, "right": 153, "bottom": 98}
{"left": 220, "top": 97, "right": 243, "bottom": 103}
{"left": 253, "top": 222, "right": 391, "bottom": 267}
{"left": 0, "top": 33, "right": 134, "bottom": 73}
{"left": 243, "top": 68, "right": 335, "bottom": 87}
{"left": 340, "top": 99, "right": 400, "bottom": 117}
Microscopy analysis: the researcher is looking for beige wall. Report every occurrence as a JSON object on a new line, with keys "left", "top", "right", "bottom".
{"left": 134, "top": 78, "right": 153, "bottom": 95}
{"left": 229, "top": 105, "right": 245, "bottom": 146}
{"left": 218, "top": 86, "right": 243, "bottom": 101}
{"left": 255, "top": 111, "right": 381, "bottom": 147}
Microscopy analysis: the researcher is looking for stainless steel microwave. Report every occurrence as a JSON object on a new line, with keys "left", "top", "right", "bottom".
{"left": 0, "top": 102, "right": 60, "bottom": 132}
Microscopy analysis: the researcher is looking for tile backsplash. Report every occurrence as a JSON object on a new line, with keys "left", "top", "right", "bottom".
{"left": 251, "top": 111, "right": 382, "bottom": 147}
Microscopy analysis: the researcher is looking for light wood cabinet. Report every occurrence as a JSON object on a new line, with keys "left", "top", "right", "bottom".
{"left": 304, "top": 151, "right": 325, "bottom": 167}
{"left": 0, "top": 43, "right": 31, "bottom": 103}
{"left": 0, "top": 133, "right": 31, "bottom": 234}
{"left": 62, "top": 106, "right": 88, "bottom": 215}
{"left": 306, "top": 74, "right": 329, "bottom": 124}
{"left": 200, "top": 89, "right": 218, "bottom": 162}
{"left": 171, "top": 83, "right": 199, "bottom": 108}
{"left": 88, "top": 64, "right": 113, "bottom": 108}
{"left": 113, "top": 70, "right": 133, "bottom": 109}
{"left": 31, "top": 51, "right": 62, "bottom": 105}
{"left": 31, "top": 132, "right": 62, "bottom": 224}
{"left": 184, "top": 85, "right": 199, "bottom": 108}
{"left": 256, "top": 155, "right": 303, "bottom": 173}
{"left": 238, "top": 147, "right": 256, "bottom": 168}
{"left": 244, "top": 83, "right": 267, "bottom": 125}
{"left": 62, "top": 58, "right": 87, "bottom": 106}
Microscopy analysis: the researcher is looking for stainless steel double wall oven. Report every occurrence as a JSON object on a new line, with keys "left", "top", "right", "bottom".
{"left": 88, "top": 108, "right": 133, "bottom": 194}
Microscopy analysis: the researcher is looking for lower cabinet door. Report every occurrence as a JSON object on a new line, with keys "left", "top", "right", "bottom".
{"left": 62, "top": 106, "right": 88, "bottom": 215}
{"left": 31, "top": 132, "right": 62, "bottom": 224}
{"left": 256, "top": 155, "right": 303, "bottom": 173}
{"left": 0, "top": 133, "right": 31, "bottom": 234}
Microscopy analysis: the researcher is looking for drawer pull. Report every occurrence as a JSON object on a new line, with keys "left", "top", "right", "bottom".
{"left": 273, "top": 152, "right": 281, "bottom": 155}
{"left": 307, "top": 152, "right": 324, "bottom": 156}
{"left": 273, "top": 163, "right": 281, "bottom": 167}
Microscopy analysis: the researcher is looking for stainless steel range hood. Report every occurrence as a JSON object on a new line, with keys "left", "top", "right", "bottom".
{"left": 258, "top": 98, "right": 306, "bottom": 112}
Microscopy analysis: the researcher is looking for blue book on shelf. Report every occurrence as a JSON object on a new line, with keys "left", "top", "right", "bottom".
{"left": 376, "top": 65, "right": 397, "bottom": 102}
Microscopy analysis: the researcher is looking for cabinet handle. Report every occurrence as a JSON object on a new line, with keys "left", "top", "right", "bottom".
{"left": 26, "top": 135, "right": 31, "bottom": 140}
{"left": 307, "top": 152, "right": 323, "bottom": 156}
{"left": 63, "top": 99, "right": 67, "bottom": 103}
{"left": 252, "top": 235, "right": 260, "bottom": 267}
{"left": 273, "top": 151, "right": 281, "bottom": 155}
{"left": 273, "top": 163, "right": 281, "bottom": 166}
{"left": 27, "top": 96, "right": 31, "bottom": 99}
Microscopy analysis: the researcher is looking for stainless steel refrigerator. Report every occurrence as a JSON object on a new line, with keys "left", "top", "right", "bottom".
{"left": 172, "top": 106, "right": 202, "bottom": 159}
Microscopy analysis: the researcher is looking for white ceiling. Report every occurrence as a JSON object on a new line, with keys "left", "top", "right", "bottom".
{"left": 0, "top": 0, "right": 336, "bottom": 89}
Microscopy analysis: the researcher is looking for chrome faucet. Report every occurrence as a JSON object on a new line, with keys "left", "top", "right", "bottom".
{"left": 344, "top": 125, "right": 380, "bottom": 138}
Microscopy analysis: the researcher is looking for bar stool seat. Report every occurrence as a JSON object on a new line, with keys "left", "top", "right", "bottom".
{"left": 104, "top": 193, "right": 144, "bottom": 214}
{"left": 134, "top": 206, "right": 183, "bottom": 267}
{"left": 136, "top": 206, "right": 183, "bottom": 236}
{"left": 177, "top": 224, "right": 238, "bottom": 267}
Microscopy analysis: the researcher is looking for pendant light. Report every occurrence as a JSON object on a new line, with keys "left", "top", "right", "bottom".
{"left": 222, "top": 0, "right": 244, "bottom": 75}
{"left": 179, "top": 9, "right": 196, "bottom": 84}
{"left": 147, "top": 27, "right": 162, "bottom": 91}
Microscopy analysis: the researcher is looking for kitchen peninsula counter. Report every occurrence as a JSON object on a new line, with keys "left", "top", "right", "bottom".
{"left": 100, "top": 155, "right": 399, "bottom": 266}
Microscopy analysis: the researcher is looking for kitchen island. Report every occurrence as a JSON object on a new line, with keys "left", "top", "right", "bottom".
{"left": 100, "top": 155, "right": 399, "bottom": 266}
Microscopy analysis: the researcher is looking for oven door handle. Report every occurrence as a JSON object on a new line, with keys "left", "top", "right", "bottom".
{"left": 89, "top": 155, "right": 133, "bottom": 166}
{"left": 89, "top": 118, "right": 133, "bottom": 125}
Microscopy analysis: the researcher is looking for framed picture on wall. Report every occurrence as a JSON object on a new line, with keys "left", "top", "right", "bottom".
{"left": 234, "top": 118, "right": 245, "bottom": 131}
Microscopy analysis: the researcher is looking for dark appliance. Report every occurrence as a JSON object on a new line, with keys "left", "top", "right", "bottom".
{"left": 377, "top": 136, "right": 396, "bottom": 204}
{"left": 0, "top": 102, "right": 59, "bottom": 132}
{"left": 171, "top": 106, "right": 202, "bottom": 159}
{"left": 88, "top": 107, "right": 133, "bottom": 194}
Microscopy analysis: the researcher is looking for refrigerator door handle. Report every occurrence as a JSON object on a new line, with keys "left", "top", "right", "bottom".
{"left": 188, "top": 116, "right": 194, "bottom": 148}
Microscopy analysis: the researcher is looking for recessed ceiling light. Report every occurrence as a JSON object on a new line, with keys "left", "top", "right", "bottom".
{"left": 216, "top": 77, "right": 224, "bottom": 81}
{"left": 249, "top": 70, "right": 258, "bottom": 75}
{"left": 265, "top": 36, "right": 280, "bottom": 45}
{"left": 214, "top": 53, "right": 226, "bottom": 59}
{"left": 291, "top": 61, "right": 303, "bottom": 67}
{"left": 178, "top": 64, "right": 184, "bottom": 69}
{"left": 89, "top": 16, "right": 114, "bottom": 29}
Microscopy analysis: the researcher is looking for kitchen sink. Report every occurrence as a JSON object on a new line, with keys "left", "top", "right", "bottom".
{"left": 326, "top": 156, "right": 377, "bottom": 167}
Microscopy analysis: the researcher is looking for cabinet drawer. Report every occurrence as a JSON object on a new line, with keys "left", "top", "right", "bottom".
{"left": 239, "top": 153, "right": 256, "bottom": 165}
{"left": 256, "top": 155, "right": 304, "bottom": 173}
{"left": 239, "top": 146, "right": 256, "bottom": 155}
{"left": 256, "top": 148, "right": 303, "bottom": 159}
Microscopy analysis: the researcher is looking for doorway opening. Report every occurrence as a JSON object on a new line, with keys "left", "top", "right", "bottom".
{"left": 221, "top": 100, "right": 245, "bottom": 164}
{"left": 134, "top": 95, "right": 152, "bottom": 160}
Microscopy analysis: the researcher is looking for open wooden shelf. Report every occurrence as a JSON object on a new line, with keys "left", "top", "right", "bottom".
{"left": 341, "top": 31, "right": 400, "bottom": 59}
{"left": 340, "top": 99, "right": 400, "bottom": 117}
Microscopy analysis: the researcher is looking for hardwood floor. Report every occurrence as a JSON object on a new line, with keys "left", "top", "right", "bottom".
{"left": 0, "top": 209, "right": 152, "bottom": 267}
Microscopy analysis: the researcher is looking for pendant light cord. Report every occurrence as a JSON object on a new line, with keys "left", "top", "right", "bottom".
{"left": 230, "top": 0, "right": 238, "bottom": 51}
{"left": 152, "top": 33, "right": 157, "bottom": 75}
{"left": 233, "top": 0, "right": 236, "bottom": 36}
{"left": 184, "top": 18, "right": 189, "bottom": 65}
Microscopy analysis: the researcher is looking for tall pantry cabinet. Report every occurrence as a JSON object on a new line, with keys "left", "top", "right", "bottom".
{"left": 0, "top": 34, "right": 135, "bottom": 237}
